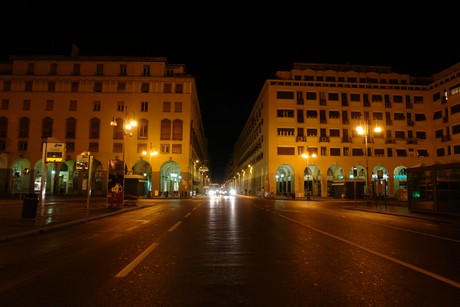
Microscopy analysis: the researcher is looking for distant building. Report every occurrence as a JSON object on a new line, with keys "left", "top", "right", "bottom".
{"left": 229, "top": 62, "right": 460, "bottom": 200}
{"left": 0, "top": 45, "right": 209, "bottom": 197}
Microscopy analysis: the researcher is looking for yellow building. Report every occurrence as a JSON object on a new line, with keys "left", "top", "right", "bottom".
{"left": 0, "top": 46, "right": 208, "bottom": 198}
{"left": 229, "top": 62, "right": 460, "bottom": 200}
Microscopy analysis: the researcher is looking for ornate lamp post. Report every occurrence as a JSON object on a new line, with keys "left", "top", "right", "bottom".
{"left": 302, "top": 150, "right": 317, "bottom": 199}
{"left": 356, "top": 119, "right": 382, "bottom": 202}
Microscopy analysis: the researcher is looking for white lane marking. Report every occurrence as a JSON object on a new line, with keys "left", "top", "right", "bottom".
{"left": 185, "top": 212, "right": 192, "bottom": 218}
{"left": 168, "top": 221, "right": 182, "bottom": 232}
{"left": 115, "top": 242, "right": 159, "bottom": 278}
{"left": 377, "top": 223, "right": 460, "bottom": 243}
{"left": 278, "top": 213, "right": 460, "bottom": 289}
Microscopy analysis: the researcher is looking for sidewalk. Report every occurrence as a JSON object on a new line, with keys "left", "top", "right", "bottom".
{"left": 1, "top": 195, "right": 459, "bottom": 243}
{"left": 0, "top": 195, "right": 151, "bottom": 242}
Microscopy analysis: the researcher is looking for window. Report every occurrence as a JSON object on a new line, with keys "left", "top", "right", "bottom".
{"left": 141, "top": 101, "right": 148, "bottom": 112}
{"left": 375, "top": 148, "right": 385, "bottom": 156}
{"left": 417, "top": 149, "right": 429, "bottom": 157}
{"left": 72, "top": 64, "right": 80, "bottom": 75}
{"left": 371, "top": 94, "right": 383, "bottom": 102}
{"left": 395, "top": 131, "right": 405, "bottom": 139}
{"left": 48, "top": 81, "right": 56, "bottom": 92}
{"left": 138, "top": 119, "right": 148, "bottom": 139}
{"left": 433, "top": 110, "right": 442, "bottom": 119}
{"left": 66, "top": 118, "right": 77, "bottom": 139}
{"left": 46, "top": 100, "right": 54, "bottom": 111}
{"left": 277, "top": 147, "right": 295, "bottom": 155}
{"left": 451, "top": 104, "right": 460, "bottom": 115}
{"left": 113, "top": 119, "right": 124, "bottom": 139}
{"left": 163, "top": 101, "right": 171, "bottom": 112}
{"left": 93, "top": 82, "right": 102, "bottom": 92}
{"left": 160, "top": 144, "right": 170, "bottom": 154}
{"left": 276, "top": 91, "right": 294, "bottom": 99}
{"left": 393, "top": 95, "right": 403, "bottom": 103}
{"left": 414, "top": 96, "right": 424, "bottom": 104}
{"left": 350, "top": 93, "right": 360, "bottom": 101}
{"left": 172, "top": 119, "right": 183, "bottom": 140}
{"left": 22, "top": 99, "right": 31, "bottom": 110}
{"left": 414, "top": 113, "right": 426, "bottom": 121}
{"left": 328, "top": 93, "right": 339, "bottom": 101}
{"left": 174, "top": 101, "right": 182, "bottom": 112}
{"left": 42, "top": 117, "right": 53, "bottom": 138}
{"left": 175, "top": 83, "right": 183, "bottom": 93}
{"left": 25, "top": 81, "right": 33, "bottom": 91}
{"left": 69, "top": 82, "right": 79, "bottom": 93}
{"left": 89, "top": 118, "right": 100, "bottom": 139}
{"left": 453, "top": 124, "right": 460, "bottom": 135}
{"left": 416, "top": 131, "right": 426, "bottom": 139}
{"left": 1, "top": 99, "right": 9, "bottom": 110}
{"left": 3, "top": 81, "right": 11, "bottom": 91}
{"left": 18, "top": 117, "right": 29, "bottom": 138}
{"left": 306, "top": 129, "right": 318, "bottom": 136}
{"left": 372, "top": 112, "right": 384, "bottom": 120}
{"left": 0, "top": 116, "right": 8, "bottom": 138}
{"left": 161, "top": 119, "right": 171, "bottom": 139}
{"left": 164, "top": 83, "right": 172, "bottom": 93}
{"left": 117, "top": 82, "right": 126, "bottom": 92}
{"left": 306, "top": 92, "right": 316, "bottom": 100}
{"left": 330, "top": 148, "right": 341, "bottom": 156}
{"left": 437, "top": 148, "right": 445, "bottom": 157}
{"left": 27, "top": 63, "right": 34, "bottom": 74}
{"left": 277, "top": 128, "right": 295, "bottom": 136}
{"left": 352, "top": 148, "right": 365, "bottom": 156}
{"left": 18, "top": 141, "right": 28, "bottom": 151}
{"left": 117, "top": 101, "right": 125, "bottom": 112}
{"left": 69, "top": 100, "right": 77, "bottom": 111}
{"left": 306, "top": 110, "right": 318, "bottom": 118}
{"left": 329, "top": 111, "right": 340, "bottom": 119}
{"left": 394, "top": 113, "right": 405, "bottom": 120}
{"left": 89, "top": 142, "right": 99, "bottom": 152}
{"left": 96, "top": 64, "right": 104, "bottom": 75}
{"left": 120, "top": 64, "right": 127, "bottom": 76}
{"left": 0, "top": 140, "right": 5, "bottom": 151}
{"left": 172, "top": 144, "right": 182, "bottom": 154}
{"left": 143, "top": 65, "right": 150, "bottom": 76}
{"left": 66, "top": 142, "right": 75, "bottom": 153}
{"left": 141, "top": 83, "right": 149, "bottom": 93}
{"left": 113, "top": 143, "right": 123, "bottom": 153}
{"left": 396, "top": 149, "right": 407, "bottom": 157}
{"left": 50, "top": 63, "right": 57, "bottom": 75}
{"left": 277, "top": 109, "right": 294, "bottom": 117}
{"left": 93, "top": 101, "right": 101, "bottom": 112}
{"left": 329, "top": 129, "right": 340, "bottom": 137}
{"left": 351, "top": 111, "right": 361, "bottom": 119}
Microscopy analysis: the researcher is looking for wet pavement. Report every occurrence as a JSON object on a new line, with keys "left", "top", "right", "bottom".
{"left": 1, "top": 195, "right": 459, "bottom": 243}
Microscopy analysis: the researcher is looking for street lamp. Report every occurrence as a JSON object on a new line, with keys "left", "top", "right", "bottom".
{"left": 301, "top": 150, "right": 317, "bottom": 199}
{"left": 110, "top": 106, "right": 137, "bottom": 164}
{"left": 356, "top": 119, "right": 382, "bottom": 202}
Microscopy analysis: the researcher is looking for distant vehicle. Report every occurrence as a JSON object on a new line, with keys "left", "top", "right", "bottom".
{"left": 206, "top": 183, "right": 225, "bottom": 197}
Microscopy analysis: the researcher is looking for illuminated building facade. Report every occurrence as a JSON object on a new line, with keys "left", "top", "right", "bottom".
{"left": 229, "top": 62, "right": 460, "bottom": 200}
{"left": 0, "top": 46, "right": 208, "bottom": 197}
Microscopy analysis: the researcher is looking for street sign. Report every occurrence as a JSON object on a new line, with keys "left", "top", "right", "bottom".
{"left": 76, "top": 152, "right": 91, "bottom": 169}
{"left": 45, "top": 142, "right": 65, "bottom": 162}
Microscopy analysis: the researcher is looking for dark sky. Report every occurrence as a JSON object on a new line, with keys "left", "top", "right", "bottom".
{"left": 2, "top": 2, "right": 459, "bottom": 182}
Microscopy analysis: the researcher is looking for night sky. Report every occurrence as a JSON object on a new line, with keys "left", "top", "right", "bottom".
{"left": 2, "top": 2, "right": 459, "bottom": 182}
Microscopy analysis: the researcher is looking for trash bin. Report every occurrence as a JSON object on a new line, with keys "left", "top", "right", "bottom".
{"left": 22, "top": 193, "right": 38, "bottom": 219}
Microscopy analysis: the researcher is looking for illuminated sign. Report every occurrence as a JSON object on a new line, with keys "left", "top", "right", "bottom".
{"left": 45, "top": 142, "right": 65, "bottom": 162}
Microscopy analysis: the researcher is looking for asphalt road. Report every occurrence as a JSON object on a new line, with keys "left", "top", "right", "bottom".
{"left": 0, "top": 196, "right": 459, "bottom": 306}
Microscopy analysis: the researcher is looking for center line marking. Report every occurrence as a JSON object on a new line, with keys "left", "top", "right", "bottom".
{"left": 115, "top": 242, "right": 159, "bottom": 278}
{"left": 168, "top": 221, "right": 182, "bottom": 232}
